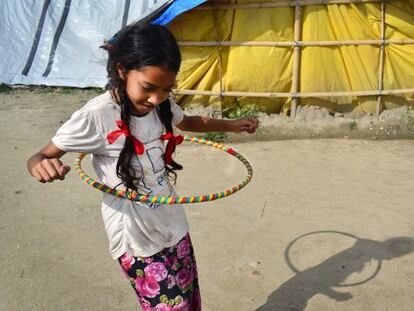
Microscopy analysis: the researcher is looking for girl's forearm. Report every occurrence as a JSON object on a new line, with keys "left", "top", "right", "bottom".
{"left": 177, "top": 116, "right": 234, "bottom": 133}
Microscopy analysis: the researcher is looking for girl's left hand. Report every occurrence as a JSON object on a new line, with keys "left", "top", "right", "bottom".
{"left": 231, "top": 116, "right": 259, "bottom": 133}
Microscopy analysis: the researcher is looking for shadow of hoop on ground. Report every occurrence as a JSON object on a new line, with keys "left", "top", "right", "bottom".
{"left": 256, "top": 232, "right": 414, "bottom": 311}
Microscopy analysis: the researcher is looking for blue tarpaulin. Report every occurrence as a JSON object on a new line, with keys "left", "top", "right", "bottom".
{"left": 152, "top": 0, "right": 207, "bottom": 25}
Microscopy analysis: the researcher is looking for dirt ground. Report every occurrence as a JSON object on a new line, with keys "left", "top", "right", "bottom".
{"left": 1, "top": 89, "right": 414, "bottom": 311}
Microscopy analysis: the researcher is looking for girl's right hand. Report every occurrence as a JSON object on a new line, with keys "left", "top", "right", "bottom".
{"left": 27, "top": 142, "right": 69, "bottom": 183}
{"left": 29, "top": 157, "right": 71, "bottom": 183}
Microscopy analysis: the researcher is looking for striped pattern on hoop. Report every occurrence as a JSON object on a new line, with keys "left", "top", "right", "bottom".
{"left": 75, "top": 136, "right": 253, "bottom": 205}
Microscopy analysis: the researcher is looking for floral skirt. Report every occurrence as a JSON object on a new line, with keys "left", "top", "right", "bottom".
{"left": 118, "top": 233, "right": 201, "bottom": 310}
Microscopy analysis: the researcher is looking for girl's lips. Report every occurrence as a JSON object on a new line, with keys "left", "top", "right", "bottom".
{"left": 142, "top": 102, "right": 155, "bottom": 109}
{"left": 132, "top": 102, "right": 156, "bottom": 115}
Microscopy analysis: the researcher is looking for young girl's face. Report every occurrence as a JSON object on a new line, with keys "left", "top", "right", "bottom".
{"left": 121, "top": 66, "right": 176, "bottom": 116}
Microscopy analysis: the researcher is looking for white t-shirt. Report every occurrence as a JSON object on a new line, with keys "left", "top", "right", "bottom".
{"left": 52, "top": 91, "right": 189, "bottom": 259}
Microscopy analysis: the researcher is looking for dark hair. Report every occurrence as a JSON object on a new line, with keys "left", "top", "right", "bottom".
{"left": 101, "top": 22, "right": 182, "bottom": 193}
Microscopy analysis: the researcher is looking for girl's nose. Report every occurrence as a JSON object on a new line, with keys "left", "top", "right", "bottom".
{"left": 149, "top": 92, "right": 168, "bottom": 106}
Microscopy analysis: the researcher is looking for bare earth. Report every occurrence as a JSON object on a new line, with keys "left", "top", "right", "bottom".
{"left": 1, "top": 90, "right": 413, "bottom": 311}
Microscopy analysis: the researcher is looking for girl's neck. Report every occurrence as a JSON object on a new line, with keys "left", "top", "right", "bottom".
{"left": 110, "top": 88, "right": 149, "bottom": 117}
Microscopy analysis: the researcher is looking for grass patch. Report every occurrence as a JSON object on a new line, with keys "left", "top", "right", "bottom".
{"left": 0, "top": 84, "right": 12, "bottom": 93}
{"left": 199, "top": 132, "right": 227, "bottom": 142}
{"left": 223, "top": 102, "right": 259, "bottom": 119}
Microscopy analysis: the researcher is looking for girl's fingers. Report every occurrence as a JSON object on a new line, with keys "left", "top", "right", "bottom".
{"left": 40, "top": 159, "right": 60, "bottom": 182}
{"left": 233, "top": 117, "right": 258, "bottom": 133}
{"left": 29, "top": 158, "right": 69, "bottom": 183}
{"left": 51, "top": 158, "right": 65, "bottom": 179}
{"left": 241, "top": 118, "right": 258, "bottom": 133}
{"left": 31, "top": 169, "right": 46, "bottom": 183}
{"left": 36, "top": 166, "right": 53, "bottom": 183}
{"left": 61, "top": 164, "right": 71, "bottom": 174}
{"left": 246, "top": 118, "right": 259, "bottom": 131}
{"left": 248, "top": 117, "right": 259, "bottom": 127}
{"left": 59, "top": 165, "right": 71, "bottom": 177}
{"left": 51, "top": 158, "right": 70, "bottom": 180}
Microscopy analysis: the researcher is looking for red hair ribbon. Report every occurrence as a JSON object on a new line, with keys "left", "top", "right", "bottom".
{"left": 107, "top": 120, "right": 144, "bottom": 155}
{"left": 160, "top": 132, "right": 184, "bottom": 165}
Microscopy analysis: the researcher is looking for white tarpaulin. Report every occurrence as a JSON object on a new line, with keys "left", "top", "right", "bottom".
{"left": 0, "top": 0, "right": 172, "bottom": 87}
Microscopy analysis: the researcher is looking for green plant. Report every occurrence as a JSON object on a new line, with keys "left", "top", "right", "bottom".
{"left": 349, "top": 120, "right": 358, "bottom": 130}
{"left": 57, "top": 87, "right": 78, "bottom": 94}
{"left": 223, "top": 101, "right": 259, "bottom": 119}
{"left": 199, "top": 132, "right": 227, "bottom": 142}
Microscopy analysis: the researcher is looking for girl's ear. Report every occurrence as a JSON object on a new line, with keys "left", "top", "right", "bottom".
{"left": 116, "top": 63, "right": 126, "bottom": 80}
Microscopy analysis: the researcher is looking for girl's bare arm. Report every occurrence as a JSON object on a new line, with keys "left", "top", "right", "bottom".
{"left": 176, "top": 115, "right": 259, "bottom": 134}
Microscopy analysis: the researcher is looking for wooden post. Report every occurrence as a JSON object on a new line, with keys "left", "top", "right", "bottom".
{"left": 291, "top": 2, "right": 302, "bottom": 118}
{"left": 376, "top": 0, "right": 386, "bottom": 117}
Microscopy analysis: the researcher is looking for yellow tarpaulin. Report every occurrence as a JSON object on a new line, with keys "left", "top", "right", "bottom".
{"left": 168, "top": 0, "right": 414, "bottom": 114}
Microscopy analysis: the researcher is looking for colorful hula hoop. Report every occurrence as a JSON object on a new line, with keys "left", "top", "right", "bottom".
{"left": 75, "top": 136, "right": 253, "bottom": 204}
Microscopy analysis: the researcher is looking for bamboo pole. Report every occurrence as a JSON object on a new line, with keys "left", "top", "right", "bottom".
{"left": 212, "top": 3, "right": 224, "bottom": 117}
{"left": 178, "top": 39, "right": 414, "bottom": 47}
{"left": 174, "top": 88, "right": 414, "bottom": 98}
{"left": 376, "top": 0, "right": 386, "bottom": 117}
{"left": 291, "top": 2, "right": 302, "bottom": 118}
{"left": 174, "top": 90, "right": 290, "bottom": 97}
{"left": 198, "top": 0, "right": 388, "bottom": 10}
{"left": 178, "top": 41, "right": 293, "bottom": 47}
{"left": 300, "top": 39, "right": 414, "bottom": 46}
{"left": 297, "top": 89, "right": 414, "bottom": 97}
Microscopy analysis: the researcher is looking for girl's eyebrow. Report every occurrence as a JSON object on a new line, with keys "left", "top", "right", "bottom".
{"left": 143, "top": 81, "right": 175, "bottom": 89}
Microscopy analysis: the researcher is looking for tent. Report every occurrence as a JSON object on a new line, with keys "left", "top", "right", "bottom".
{"left": 1, "top": 0, "right": 413, "bottom": 115}
{"left": 0, "top": 0, "right": 205, "bottom": 87}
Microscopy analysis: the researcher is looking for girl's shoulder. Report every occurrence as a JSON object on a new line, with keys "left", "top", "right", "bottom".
{"left": 69, "top": 91, "right": 120, "bottom": 132}
{"left": 80, "top": 91, "right": 120, "bottom": 116}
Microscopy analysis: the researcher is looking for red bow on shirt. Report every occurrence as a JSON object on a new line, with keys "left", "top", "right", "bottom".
{"left": 107, "top": 120, "right": 145, "bottom": 155}
{"left": 160, "top": 132, "right": 184, "bottom": 165}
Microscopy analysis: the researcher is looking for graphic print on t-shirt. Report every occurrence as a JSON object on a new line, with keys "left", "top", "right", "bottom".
{"left": 131, "top": 154, "right": 152, "bottom": 195}
{"left": 131, "top": 141, "right": 175, "bottom": 209}
{"left": 146, "top": 147, "right": 165, "bottom": 174}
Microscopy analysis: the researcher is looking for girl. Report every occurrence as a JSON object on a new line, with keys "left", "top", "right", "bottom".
{"left": 27, "top": 22, "right": 258, "bottom": 310}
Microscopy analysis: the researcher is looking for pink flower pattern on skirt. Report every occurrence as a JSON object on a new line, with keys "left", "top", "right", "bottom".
{"left": 145, "top": 262, "right": 168, "bottom": 282}
{"left": 120, "top": 253, "right": 136, "bottom": 271}
{"left": 176, "top": 269, "right": 192, "bottom": 290}
{"left": 119, "top": 233, "right": 201, "bottom": 310}
{"left": 177, "top": 237, "right": 190, "bottom": 259}
{"left": 135, "top": 275, "right": 161, "bottom": 298}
